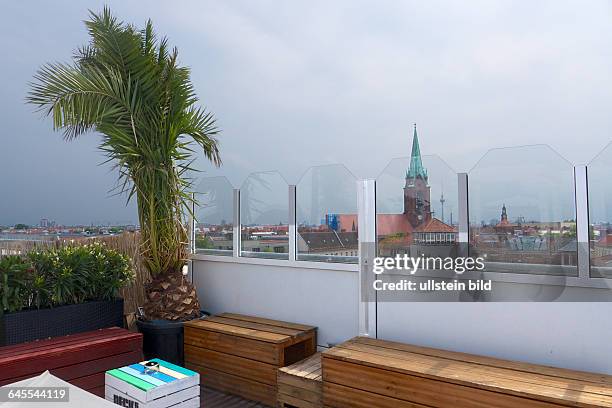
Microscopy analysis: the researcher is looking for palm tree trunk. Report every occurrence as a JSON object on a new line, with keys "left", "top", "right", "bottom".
{"left": 142, "top": 268, "right": 200, "bottom": 321}
{"left": 136, "top": 171, "right": 201, "bottom": 321}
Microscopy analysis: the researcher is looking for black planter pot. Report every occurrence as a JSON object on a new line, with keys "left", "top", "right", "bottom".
{"left": 136, "top": 319, "right": 185, "bottom": 365}
{"left": 136, "top": 312, "right": 210, "bottom": 366}
{"left": 0, "top": 298, "right": 124, "bottom": 346}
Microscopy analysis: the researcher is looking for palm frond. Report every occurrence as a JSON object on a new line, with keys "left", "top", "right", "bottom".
{"left": 27, "top": 7, "right": 221, "bottom": 277}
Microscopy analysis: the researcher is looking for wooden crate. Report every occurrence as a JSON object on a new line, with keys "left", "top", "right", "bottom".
{"left": 277, "top": 352, "right": 322, "bottom": 408}
{"left": 184, "top": 313, "right": 317, "bottom": 407}
{"left": 105, "top": 358, "right": 200, "bottom": 408}
{"left": 322, "top": 337, "right": 612, "bottom": 408}
{"left": 0, "top": 327, "right": 142, "bottom": 397}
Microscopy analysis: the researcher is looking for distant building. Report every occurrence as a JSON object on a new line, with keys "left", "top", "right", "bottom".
{"left": 375, "top": 125, "right": 457, "bottom": 257}
{"left": 196, "top": 126, "right": 457, "bottom": 259}
{"left": 592, "top": 233, "right": 612, "bottom": 268}
{"left": 472, "top": 203, "right": 577, "bottom": 266}
{"left": 403, "top": 125, "right": 432, "bottom": 228}
{"left": 298, "top": 231, "right": 358, "bottom": 258}
{"left": 304, "top": 125, "right": 457, "bottom": 258}
{"left": 499, "top": 204, "right": 509, "bottom": 225}
{"left": 494, "top": 204, "right": 518, "bottom": 234}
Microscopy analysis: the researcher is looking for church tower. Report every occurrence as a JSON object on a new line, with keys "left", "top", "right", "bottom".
{"left": 500, "top": 204, "right": 508, "bottom": 225}
{"left": 403, "top": 124, "right": 432, "bottom": 228}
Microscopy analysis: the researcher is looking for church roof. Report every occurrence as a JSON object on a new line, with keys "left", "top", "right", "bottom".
{"left": 406, "top": 124, "right": 428, "bottom": 180}
{"left": 415, "top": 217, "right": 456, "bottom": 233}
{"left": 377, "top": 214, "right": 413, "bottom": 236}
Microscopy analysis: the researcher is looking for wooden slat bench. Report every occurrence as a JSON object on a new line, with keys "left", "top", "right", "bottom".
{"left": 0, "top": 327, "right": 142, "bottom": 397}
{"left": 277, "top": 352, "right": 322, "bottom": 408}
{"left": 322, "top": 336, "right": 612, "bottom": 408}
{"left": 184, "top": 313, "right": 317, "bottom": 407}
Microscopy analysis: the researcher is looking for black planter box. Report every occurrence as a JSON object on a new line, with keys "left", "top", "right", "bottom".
{"left": 0, "top": 298, "right": 124, "bottom": 346}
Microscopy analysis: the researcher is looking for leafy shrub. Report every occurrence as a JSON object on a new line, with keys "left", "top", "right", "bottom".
{"left": 0, "top": 243, "right": 134, "bottom": 313}
{"left": 0, "top": 256, "right": 34, "bottom": 312}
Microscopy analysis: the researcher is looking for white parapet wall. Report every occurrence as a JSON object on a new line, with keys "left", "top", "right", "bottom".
{"left": 378, "top": 301, "right": 612, "bottom": 375}
{"left": 191, "top": 256, "right": 359, "bottom": 348}
{"left": 192, "top": 256, "right": 612, "bottom": 375}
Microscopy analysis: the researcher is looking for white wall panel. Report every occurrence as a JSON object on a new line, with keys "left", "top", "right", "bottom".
{"left": 378, "top": 301, "right": 612, "bottom": 374}
{"left": 192, "top": 259, "right": 359, "bottom": 347}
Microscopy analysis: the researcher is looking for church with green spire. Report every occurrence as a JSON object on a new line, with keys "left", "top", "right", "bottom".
{"left": 403, "top": 124, "right": 433, "bottom": 228}
{"left": 374, "top": 125, "right": 458, "bottom": 256}
{"left": 406, "top": 124, "right": 428, "bottom": 181}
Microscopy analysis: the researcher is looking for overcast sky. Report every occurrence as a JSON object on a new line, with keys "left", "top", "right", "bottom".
{"left": 1, "top": 1, "right": 612, "bottom": 226}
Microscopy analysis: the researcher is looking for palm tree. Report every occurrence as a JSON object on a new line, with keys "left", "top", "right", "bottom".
{"left": 27, "top": 8, "right": 220, "bottom": 321}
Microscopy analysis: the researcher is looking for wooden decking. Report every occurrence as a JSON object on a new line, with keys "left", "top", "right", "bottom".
{"left": 202, "top": 386, "right": 270, "bottom": 407}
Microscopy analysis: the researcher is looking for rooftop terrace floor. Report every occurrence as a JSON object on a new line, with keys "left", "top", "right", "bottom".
{"left": 202, "top": 387, "right": 270, "bottom": 408}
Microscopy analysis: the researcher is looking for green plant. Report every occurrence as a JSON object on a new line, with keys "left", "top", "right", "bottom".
{"left": 0, "top": 256, "right": 33, "bottom": 313}
{"left": 195, "top": 236, "right": 215, "bottom": 249}
{"left": 0, "top": 243, "right": 133, "bottom": 313}
{"left": 27, "top": 7, "right": 220, "bottom": 321}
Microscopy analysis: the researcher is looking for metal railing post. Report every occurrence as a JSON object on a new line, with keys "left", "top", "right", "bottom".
{"left": 233, "top": 189, "right": 241, "bottom": 258}
{"left": 187, "top": 192, "right": 196, "bottom": 283}
{"left": 190, "top": 192, "right": 196, "bottom": 255}
{"left": 574, "top": 165, "right": 590, "bottom": 279}
{"left": 357, "top": 179, "right": 377, "bottom": 338}
{"left": 289, "top": 185, "right": 297, "bottom": 261}
{"left": 458, "top": 173, "right": 469, "bottom": 257}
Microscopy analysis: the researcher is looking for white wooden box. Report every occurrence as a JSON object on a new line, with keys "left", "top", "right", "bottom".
{"left": 105, "top": 358, "right": 200, "bottom": 408}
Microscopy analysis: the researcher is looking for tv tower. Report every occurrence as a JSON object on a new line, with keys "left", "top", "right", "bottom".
{"left": 440, "top": 191, "right": 446, "bottom": 224}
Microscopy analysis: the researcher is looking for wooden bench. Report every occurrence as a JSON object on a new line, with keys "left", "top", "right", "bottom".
{"left": 322, "top": 336, "right": 612, "bottom": 408}
{"left": 0, "top": 327, "right": 142, "bottom": 397}
{"left": 184, "top": 313, "right": 317, "bottom": 407}
{"left": 277, "top": 352, "right": 322, "bottom": 408}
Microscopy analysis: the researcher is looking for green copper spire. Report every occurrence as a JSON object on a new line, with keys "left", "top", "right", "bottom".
{"left": 406, "top": 124, "right": 428, "bottom": 180}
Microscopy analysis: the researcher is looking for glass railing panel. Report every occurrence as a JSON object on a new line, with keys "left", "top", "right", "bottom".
{"left": 588, "top": 142, "right": 612, "bottom": 278}
{"left": 296, "top": 164, "right": 358, "bottom": 264}
{"left": 240, "top": 171, "right": 289, "bottom": 259}
{"left": 194, "top": 176, "right": 234, "bottom": 255}
{"left": 469, "top": 145, "right": 577, "bottom": 276}
{"left": 376, "top": 154, "right": 459, "bottom": 264}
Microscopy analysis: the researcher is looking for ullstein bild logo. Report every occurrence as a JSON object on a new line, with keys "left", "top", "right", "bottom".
{"left": 113, "top": 394, "right": 139, "bottom": 408}
{"left": 371, "top": 255, "right": 491, "bottom": 293}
